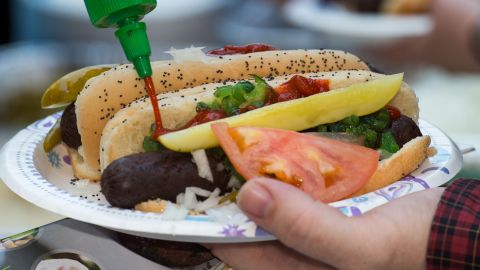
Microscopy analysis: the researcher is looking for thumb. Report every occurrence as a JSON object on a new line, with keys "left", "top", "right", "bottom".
{"left": 237, "top": 178, "right": 362, "bottom": 267}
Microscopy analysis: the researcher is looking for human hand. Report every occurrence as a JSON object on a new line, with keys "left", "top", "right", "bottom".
{"left": 208, "top": 178, "right": 444, "bottom": 270}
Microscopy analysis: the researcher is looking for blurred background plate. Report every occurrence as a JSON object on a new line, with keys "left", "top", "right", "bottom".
{"left": 14, "top": 0, "right": 233, "bottom": 48}
{"left": 284, "top": 0, "right": 433, "bottom": 47}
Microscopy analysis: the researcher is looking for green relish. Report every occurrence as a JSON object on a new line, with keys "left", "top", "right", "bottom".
{"left": 315, "top": 108, "right": 400, "bottom": 155}
{"left": 196, "top": 75, "right": 272, "bottom": 116}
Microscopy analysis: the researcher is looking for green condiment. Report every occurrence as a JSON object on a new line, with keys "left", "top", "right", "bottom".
{"left": 316, "top": 107, "right": 401, "bottom": 152}
{"left": 380, "top": 131, "right": 400, "bottom": 154}
{"left": 197, "top": 75, "right": 273, "bottom": 116}
{"left": 219, "top": 191, "right": 238, "bottom": 204}
{"left": 142, "top": 124, "right": 164, "bottom": 152}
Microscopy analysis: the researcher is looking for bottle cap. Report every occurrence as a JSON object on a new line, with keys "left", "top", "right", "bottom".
{"left": 84, "top": 0, "right": 156, "bottom": 28}
{"left": 84, "top": 0, "right": 157, "bottom": 78}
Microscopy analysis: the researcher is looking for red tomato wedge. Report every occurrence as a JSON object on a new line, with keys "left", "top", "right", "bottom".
{"left": 211, "top": 123, "right": 380, "bottom": 202}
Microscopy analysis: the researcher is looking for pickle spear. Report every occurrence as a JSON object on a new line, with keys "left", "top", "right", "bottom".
{"left": 159, "top": 74, "right": 404, "bottom": 152}
{"left": 43, "top": 119, "right": 61, "bottom": 152}
{"left": 41, "top": 65, "right": 113, "bottom": 152}
{"left": 41, "top": 65, "right": 112, "bottom": 109}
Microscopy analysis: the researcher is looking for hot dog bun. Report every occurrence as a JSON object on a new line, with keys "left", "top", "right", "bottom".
{"left": 99, "top": 70, "right": 419, "bottom": 171}
{"left": 350, "top": 135, "right": 431, "bottom": 197}
{"left": 73, "top": 49, "right": 371, "bottom": 180}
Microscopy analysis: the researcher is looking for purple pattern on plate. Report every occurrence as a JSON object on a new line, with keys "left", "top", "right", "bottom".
{"left": 63, "top": 155, "right": 71, "bottom": 165}
{"left": 255, "top": 226, "right": 271, "bottom": 237}
{"left": 27, "top": 112, "right": 62, "bottom": 131}
{"left": 352, "top": 196, "right": 368, "bottom": 203}
{"left": 337, "top": 206, "right": 362, "bottom": 216}
{"left": 421, "top": 166, "right": 450, "bottom": 175}
{"left": 47, "top": 151, "right": 62, "bottom": 168}
{"left": 220, "top": 224, "right": 246, "bottom": 237}
{"left": 375, "top": 181, "right": 413, "bottom": 201}
{"left": 401, "top": 175, "right": 430, "bottom": 189}
{"left": 42, "top": 121, "right": 53, "bottom": 128}
{"left": 429, "top": 147, "right": 450, "bottom": 163}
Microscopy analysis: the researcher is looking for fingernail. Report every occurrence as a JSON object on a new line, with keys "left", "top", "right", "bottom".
{"left": 238, "top": 181, "right": 272, "bottom": 218}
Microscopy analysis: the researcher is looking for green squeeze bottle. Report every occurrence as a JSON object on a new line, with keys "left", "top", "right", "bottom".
{"left": 84, "top": 0, "right": 165, "bottom": 138}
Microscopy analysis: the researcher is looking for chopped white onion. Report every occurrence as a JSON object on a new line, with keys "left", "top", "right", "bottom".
{"left": 194, "top": 188, "right": 221, "bottom": 212}
{"left": 175, "top": 187, "right": 224, "bottom": 212}
{"left": 227, "top": 175, "right": 242, "bottom": 189}
{"left": 165, "top": 46, "right": 209, "bottom": 63}
{"left": 176, "top": 193, "right": 185, "bottom": 205}
{"left": 162, "top": 202, "right": 189, "bottom": 221}
{"left": 206, "top": 203, "right": 248, "bottom": 225}
{"left": 183, "top": 188, "right": 198, "bottom": 209}
{"left": 186, "top": 187, "right": 212, "bottom": 197}
{"left": 191, "top": 149, "right": 214, "bottom": 182}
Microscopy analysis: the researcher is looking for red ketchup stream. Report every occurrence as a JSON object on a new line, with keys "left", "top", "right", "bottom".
{"left": 144, "top": 76, "right": 166, "bottom": 139}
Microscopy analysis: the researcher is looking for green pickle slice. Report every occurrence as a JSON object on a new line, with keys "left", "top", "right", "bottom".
{"left": 41, "top": 66, "right": 112, "bottom": 109}
{"left": 41, "top": 65, "right": 112, "bottom": 152}
{"left": 160, "top": 74, "right": 404, "bottom": 152}
{"left": 43, "top": 118, "right": 62, "bottom": 152}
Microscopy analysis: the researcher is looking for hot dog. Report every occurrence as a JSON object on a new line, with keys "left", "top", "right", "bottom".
{"left": 68, "top": 47, "right": 372, "bottom": 181}
{"left": 43, "top": 45, "right": 430, "bottom": 211}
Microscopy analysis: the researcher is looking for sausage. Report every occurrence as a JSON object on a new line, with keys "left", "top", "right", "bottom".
{"left": 60, "top": 102, "right": 82, "bottom": 149}
{"left": 389, "top": 115, "right": 422, "bottom": 147}
{"left": 101, "top": 150, "right": 232, "bottom": 208}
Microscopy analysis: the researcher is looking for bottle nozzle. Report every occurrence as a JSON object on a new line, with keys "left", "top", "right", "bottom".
{"left": 132, "top": 56, "right": 153, "bottom": 78}
{"left": 115, "top": 21, "right": 152, "bottom": 78}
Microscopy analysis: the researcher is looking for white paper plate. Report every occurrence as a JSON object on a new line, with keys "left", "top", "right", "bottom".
{"left": 0, "top": 113, "right": 462, "bottom": 243}
{"left": 284, "top": 0, "right": 433, "bottom": 46}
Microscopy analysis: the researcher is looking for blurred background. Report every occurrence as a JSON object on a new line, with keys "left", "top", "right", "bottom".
{"left": 0, "top": 0, "right": 478, "bottom": 178}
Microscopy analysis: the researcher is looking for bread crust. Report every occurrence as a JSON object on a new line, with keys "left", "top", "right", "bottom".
{"left": 350, "top": 136, "right": 431, "bottom": 197}
{"left": 74, "top": 49, "right": 371, "bottom": 180}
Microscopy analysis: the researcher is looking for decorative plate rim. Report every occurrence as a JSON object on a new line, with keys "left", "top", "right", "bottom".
{"left": 0, "top": 113, "right": 462, "bottom": 242}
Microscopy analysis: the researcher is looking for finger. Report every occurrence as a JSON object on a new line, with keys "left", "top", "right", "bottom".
{"left": 208, "top": 241, "right": 335, "bottom": 270}
{"left": 236, "top": 178, "right": 363, "bottom": 267}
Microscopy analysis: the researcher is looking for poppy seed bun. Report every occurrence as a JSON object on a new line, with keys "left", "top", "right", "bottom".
{"left": 73, "top": 49, "right": 371, "bottom": 180}
{"left": 99, "top": 70, "right": 419, "bottom": 171}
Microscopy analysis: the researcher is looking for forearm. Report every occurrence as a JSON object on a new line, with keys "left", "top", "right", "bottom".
{"left": 427, "top": 179, "right": 480, "bottom": 269}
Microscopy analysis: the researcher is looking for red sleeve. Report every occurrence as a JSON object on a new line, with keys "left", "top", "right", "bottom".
{"left": 427, "top": 179, "right": 480, "bottom": 269}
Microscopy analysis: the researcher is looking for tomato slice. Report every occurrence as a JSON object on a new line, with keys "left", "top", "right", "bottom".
{"left": 211, "top": 123, "right": 380, "bottom": 202}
